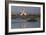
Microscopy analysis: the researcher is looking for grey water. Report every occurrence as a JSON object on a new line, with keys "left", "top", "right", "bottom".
{"left": 11, "top": 18, "right": 40, "bottom": 29}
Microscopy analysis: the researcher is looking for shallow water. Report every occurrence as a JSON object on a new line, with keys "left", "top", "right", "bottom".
{"left": 11, "top": 18, "right": 40, "bottom": 29}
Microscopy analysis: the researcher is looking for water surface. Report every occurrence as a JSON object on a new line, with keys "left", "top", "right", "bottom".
{"left": 11, "top": 18, "right": 40, "bottom": 29}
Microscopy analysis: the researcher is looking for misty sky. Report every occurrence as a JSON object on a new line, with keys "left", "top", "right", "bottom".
{"left": 11, "top": 6, "right": 40, "bottom": 15}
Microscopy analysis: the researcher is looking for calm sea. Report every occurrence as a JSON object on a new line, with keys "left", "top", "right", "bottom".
{"left": 11, "top": 18, "right": 40, "bottom": 29}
